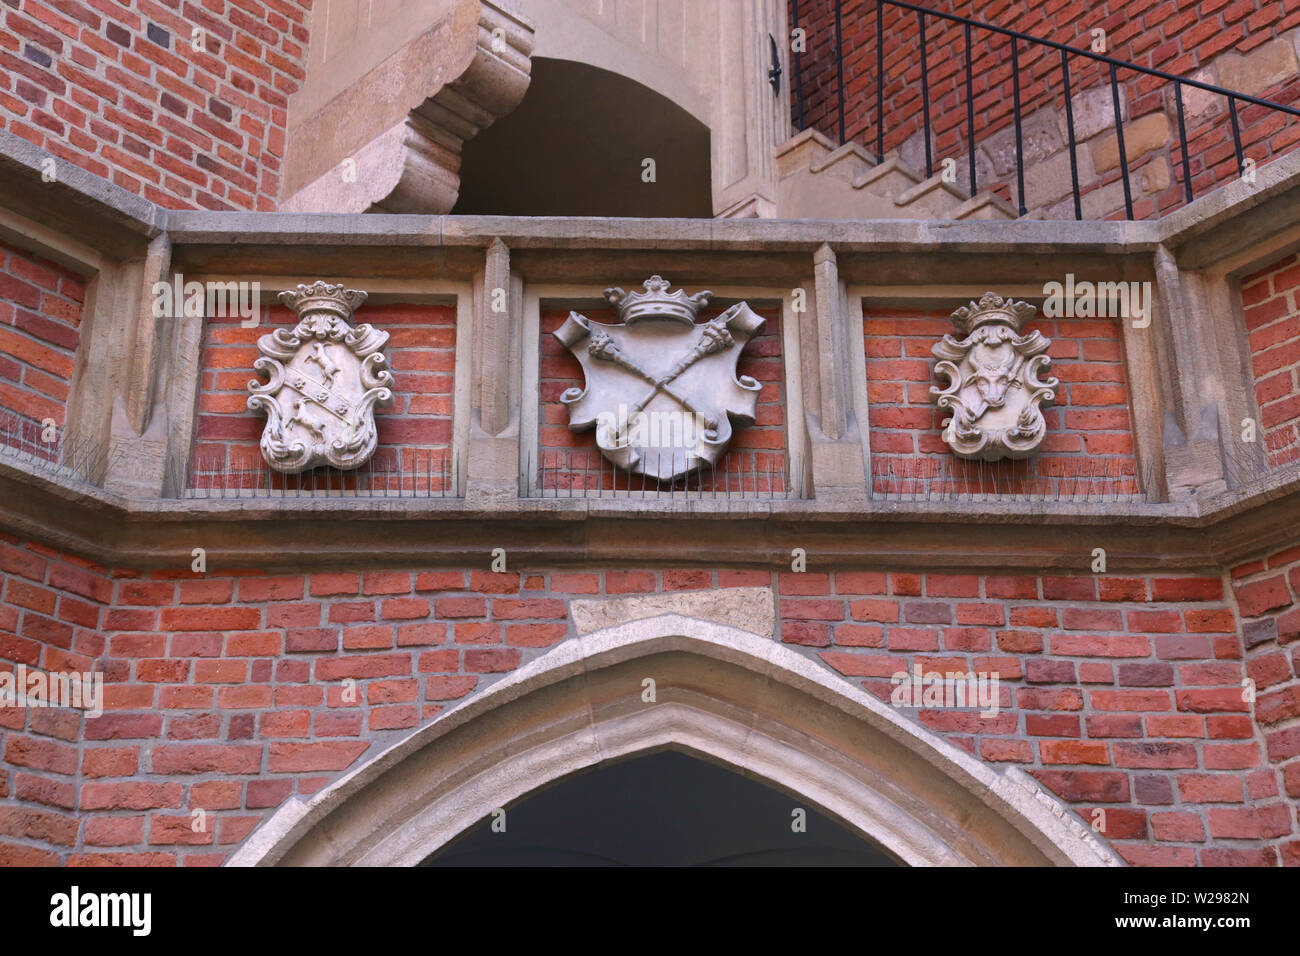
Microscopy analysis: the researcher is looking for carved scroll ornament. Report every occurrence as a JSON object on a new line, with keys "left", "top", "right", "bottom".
{"left": 247, "top": 282, "right": 394, "bottom": 473}
{"left": 931, "top": 292, "right": 1058, "bottom": 460}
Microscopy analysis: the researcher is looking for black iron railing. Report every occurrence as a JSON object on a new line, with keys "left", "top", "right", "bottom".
{"left": 870, "top": 454, "right": 1142, "bottom": 502}
{"left": 179, "top": 448, "right": 461, "bottom": 499}
{"left": 790, "top": 0, "right": 1300, "bottom": 218}
{"left": 526, "top": 448, "right": 802, "bottom": 500}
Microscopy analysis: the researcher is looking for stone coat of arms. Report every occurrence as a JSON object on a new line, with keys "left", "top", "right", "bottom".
{"left": 930, "top": 292, "right": 1058, "bottom": 460}
{"left": 247, "top": 282, "right": 394, "bottom": 472}
{"left": 554, "top": 276, "right": 765, "bottom": 481}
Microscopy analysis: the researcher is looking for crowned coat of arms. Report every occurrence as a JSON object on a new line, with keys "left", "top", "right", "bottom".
{"left": 930, "top": 292, "right": 1058, "bottom": 460}
{"left": 247, "top": 282, "right": 395, "bottom": 473}
{"left": 554, "top": 276, "right": 765, "bottom": 481}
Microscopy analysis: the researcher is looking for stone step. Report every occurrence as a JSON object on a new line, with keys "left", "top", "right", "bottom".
{"left": 775, "top": 128, "right": 1020, "bottom": 220}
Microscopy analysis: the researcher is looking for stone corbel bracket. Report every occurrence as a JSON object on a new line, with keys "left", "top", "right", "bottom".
{"left": 281, "top": 1, "right": 534, "bottom": 214}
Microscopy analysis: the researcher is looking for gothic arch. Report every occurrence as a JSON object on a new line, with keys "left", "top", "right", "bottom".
{"left": 227, "top": 616, "right": 1123, "bottom": 867}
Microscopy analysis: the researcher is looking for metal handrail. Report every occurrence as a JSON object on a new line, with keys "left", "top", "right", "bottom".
{"left": 793, "top": 0, "right": 1300, "bottom": 219}
{"left": 877, "top": 0, "right": 1300, "bottom": 117}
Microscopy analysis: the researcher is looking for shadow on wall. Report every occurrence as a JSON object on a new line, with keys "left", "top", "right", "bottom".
{"left": 453, "top": 57, "right": 713, "bottom": 217}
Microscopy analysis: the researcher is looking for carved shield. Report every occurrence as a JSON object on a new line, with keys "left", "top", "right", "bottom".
{"left": 931, "top": 292, "right": 1058, "bottom": 460}
{"left": 247, "top": 282, "right": 394, "bottom": 473}
{"left": 554, "top": 276, "right": 765, "bottom": 481}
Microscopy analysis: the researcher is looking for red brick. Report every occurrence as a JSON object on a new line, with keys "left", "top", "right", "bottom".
{"left": 506, "top": 622, "right": 567, "bottom": 647}
{"left": 285, "top": 628, "right": 337, "bottom": 653}
{"left": 1040, "top": 740, "right": 1110, "bottom": 764}
{"left": 267, "top": 741, "right": 367, "bottom": 772}
{"left": 310, "top": 573, "right": 359, "bottom": 596}
{"left": 550, "top": 572, "right": 600, "bottom": 593}
{"left": 780, "top": 599, "right": 844, "bottom": 621}
{"left": 1204, "top": 743, "right": 1261, "bottom": 770}
{"left": 980, "top": 739, "right": 1033, "bottom": 762}
{"left": 150, "top": 746, "right": 261, "bottom": 775}
{"left": 1051, "top": 634, "right": 1151, "bottom": 657}
{"left": 778, "top": 572, "right": 831, "bottom": 594}
{"left": 315, "top": 654, "right": 410, "bottom": 681}
{"left": 415, "top": 571, "right": 468, "bottom": 591}
{"left": 1042, "top": 577, "right": 1097, "bottom": 601}
{"left": 1208, "top": 804, "right": 1293, "bottom": 839}
{"left": 85, "top": 816, "right": 146, "bottom": 846}
{"left": 1031, "top": 770, "right": 1130, "bottom": 802}
{"left": 4, "top": 736, "right": 77, "bottom": 774}
{"left": 361, "top": 572, "right": 411, "bottom": 595}
{"left": 1114, "top": 741, "right": 1198, "bottom": 768}
{"left": 159, "top": 606, "right": 260, "bottom": 631}
{"left": 425, "top": 675, "right": 477, "bottom": 699}
{"left": 849, "top": 599, "right": 899, "bottom": 622}
{"left": 1150, "top": 577, "right": 1223, "bottom": 601}
{"left": 491, "top": 598, "right": 566, "bottom": 619}
{"left": 246, "top": 779, "right": 294, "bottom": 809}
{"left": 984, "top": 576, "right": 1039, "bottom": 600}
{"left": 1233, "top": 575, "right": 1291, "bottom": 617}
{"left": 834, "top": 572, "right": 888, "bottom": 594}
{"left": 1150, "top": 812, "right": 1204, "bottom": 842}
{"left": 996, "top": 629, "right": 1042, "bottom": 653}
{"left": 606, "top": 571, "right": 656, "bottom": 593}
{"left": 469, "top": 571, "right": 520, "bottom": 593}
{"left": 464, "top": 648, "right": 520, "bottom": 672}
{"left": 434, "top": 596, "right": 486, "bottom": 618}
{"left": 828, "top": 623, "right": 882, "bottom": 646}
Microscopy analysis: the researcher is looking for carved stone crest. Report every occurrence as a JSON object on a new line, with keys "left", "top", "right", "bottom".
{"left": 247, "top": 282, "right": 394, "bottom": 472}
{"left": 931, "top": 292, "right": 1058, "bottom": 460}
{"left": 554, "top": 276, "right": 765, "bottom": 481}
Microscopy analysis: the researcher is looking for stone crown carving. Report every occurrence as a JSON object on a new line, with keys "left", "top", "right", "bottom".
{"left": 277, "top": 280, "right": 369, "bottom": 324}
{"left": 949, "top": 291, "right": 1038, "bottom": 336}
{"left": 605, "top": 275, "right": 713, "bottom": 327}
{"left": 931, "top": 292, "right": 1058, "bottom": 461}
{"left": 247, "top": 283, "right": 394, "bottom": 473}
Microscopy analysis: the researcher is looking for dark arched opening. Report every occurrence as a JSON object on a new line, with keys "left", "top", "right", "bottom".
{"left": 422, "top": 750, "right": 903, "bottom": 866}
{"left": 453, "top": 57, "right": 712, "bottom": 217}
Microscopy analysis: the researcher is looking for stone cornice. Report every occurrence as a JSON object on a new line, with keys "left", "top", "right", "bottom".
{"left": 3, "top": 456, "right": 1297, "bottom": 572}
{"left": 6, "top": 120, "right": 1300, "bottom": 276}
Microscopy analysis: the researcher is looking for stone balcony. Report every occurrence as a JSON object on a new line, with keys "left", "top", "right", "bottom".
{"left": 2, "top": 129, "right": 1300, "bottom": 575}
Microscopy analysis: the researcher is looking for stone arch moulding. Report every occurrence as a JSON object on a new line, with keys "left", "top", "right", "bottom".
{"left": 227, "top": 616, "right": 1124, "bottom": 867}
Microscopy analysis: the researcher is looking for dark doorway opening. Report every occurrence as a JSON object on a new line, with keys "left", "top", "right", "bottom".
{"left": 453, "top": 57, "right": 713, "bottom": 218}
{"left": 422, "top": 749, "right": 902, "bottom": 866}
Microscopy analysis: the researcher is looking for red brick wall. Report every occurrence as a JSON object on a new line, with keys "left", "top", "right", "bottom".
{"left": 784, "top": 567, "right": 1284, "bottom": 866}
{"left": 865, "top": 306, "right": 1138, "bottom": 495}
{"left": 538, "top": 306, "right": 788, "bottom": 493}
{"left": 0, "top": 240, "right": 85, "bottom": 456}
{"left": 0, "top": 535, "right": 110, "bottom": 865}
{"left": 792, "top": 0, "right": 1300, "bottom": 216}
{"left": 1, "top": 0, "right": 311, "bottom": 210}
{"left": 1230, "top": 544, "right": 1300, "bottom": 865}
{"left": 1241, "top": 253, "right": 1300, "bottom": 467}
{"left": 191, "top": 303, "right": 456, "bottom": 490}
{"left": 2, "top": 532, "right": 1293, "bottom": 866}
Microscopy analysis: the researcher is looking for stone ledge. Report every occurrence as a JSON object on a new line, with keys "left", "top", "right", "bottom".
{"left": 5, "top": 119, "right": 1300, "bottom": 271}
{"left": 4, "top": 454, "right": 1299, "bottom": 572}
{"left": 0, "top": 128, "right": 166, "bottom": 260}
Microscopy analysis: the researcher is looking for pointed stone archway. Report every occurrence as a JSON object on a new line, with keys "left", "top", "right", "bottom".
{"left": 227, "top": 615, "right": 1124, "bottom": 867}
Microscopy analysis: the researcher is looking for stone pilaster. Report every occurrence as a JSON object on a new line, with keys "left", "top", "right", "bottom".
{"left": 800, "top": 243, "right": 868, "bottom": 501}
{"left": 464, "top": 237, "right": 523, "bottom": 504}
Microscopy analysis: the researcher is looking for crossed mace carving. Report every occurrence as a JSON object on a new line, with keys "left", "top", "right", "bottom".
{"left": 584, "top": 307, "right": 743, "bottom": 439}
